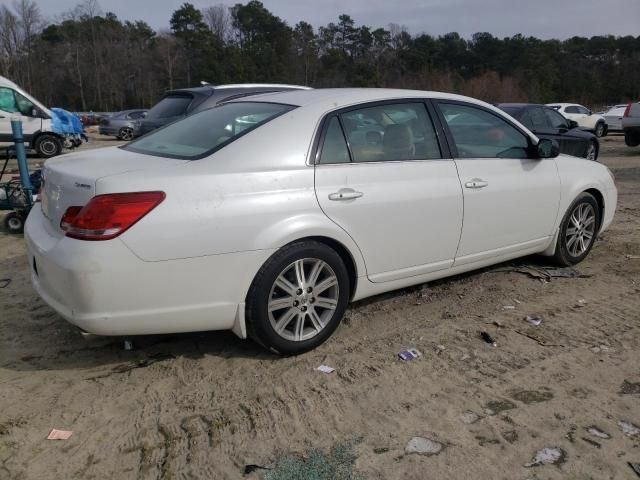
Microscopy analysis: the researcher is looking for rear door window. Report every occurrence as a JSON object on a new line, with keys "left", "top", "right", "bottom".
{"left": 339, "top": 103, "right": 441, "bottom": 162}
{"left": 438, "top": 102, "right": 529, "bottom": 159}
{"left": 318, "top": 117, "right": 350, "bottom": 164}
{"left": 146, "top": 95, "right": 193, "bottom": 119}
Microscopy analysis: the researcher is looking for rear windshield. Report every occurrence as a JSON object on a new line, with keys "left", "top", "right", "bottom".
{"left": 123, "top": 102, "right": 294, "bottom": 159}
{"left": 146, "top": 95, "right": 193, "bottom": 119}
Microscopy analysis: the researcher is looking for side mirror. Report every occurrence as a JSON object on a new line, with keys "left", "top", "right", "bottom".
{"left": 537, "top": 138, "right": 560, "bottom": 158}
{"left": 568, "top": 119, "right": 578, "bottom": 129}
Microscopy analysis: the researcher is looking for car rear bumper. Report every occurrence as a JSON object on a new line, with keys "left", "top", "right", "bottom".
{"left": 25, "top": 205, "right": 272, "bottom": 337}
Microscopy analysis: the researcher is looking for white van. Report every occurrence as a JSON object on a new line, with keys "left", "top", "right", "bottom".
{"left": 0, "top": 75, "right": 75, "bottom": 158}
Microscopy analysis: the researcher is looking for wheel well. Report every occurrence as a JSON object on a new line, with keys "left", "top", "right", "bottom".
{"left": 585, "top": 188, "right": 605, "bottom": 230}
{"left": 298, "top": 236, "right": 358, "bottom": 300}
{"left": 32, "top": 131, "right": 63, "bottom": 146}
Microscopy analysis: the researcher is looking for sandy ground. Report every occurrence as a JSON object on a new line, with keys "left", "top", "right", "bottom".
{"left": 0, "top": 134, "right": 639, "bottom": 479}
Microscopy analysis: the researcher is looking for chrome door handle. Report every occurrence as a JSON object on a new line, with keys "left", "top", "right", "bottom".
{"left": 328, "top": 189, "right": 364, "bottom": 201}
{"left": 464, "top": 179, "right": 489, "bottom": 189}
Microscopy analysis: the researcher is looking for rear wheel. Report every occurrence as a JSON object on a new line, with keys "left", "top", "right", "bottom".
{"left": 246, "top": 241, "right": 350, "bottom": 355}
{"left": 118, "top": 127, "right": 134, "bottom": 141}
{"left": 3, "top": 212, "right": 24, "bottom": 233}
{"left": 34, "top": 134, "right": 62, "bottom": 158}
{"left": 625, "top": 130, "right": 640, "bottom": 147}
{"left": 552, "top": 193, "right": 600, "bottom": 266}
{"left": 594, "top": 122, "right": 605, "bottom": 138}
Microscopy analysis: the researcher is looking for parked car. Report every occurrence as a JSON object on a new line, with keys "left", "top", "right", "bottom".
{"left": 0, "top": 75, "right": 85, "bottom": 158}
{"left": 622, "top": 101, "right": 640, "bottom": 146}
{"left": 133, "top": 83, "right": 311, "bottom": 137}
{"left": 498, "top": 103, "right": 599, "bottom": 160}
{"left": 26, "top": 89, "right": 617, "bottom": 354}
{"left": 603, "top": 104, "right": 629, "bottom": 132}
{"left": 99, "top": 109, "right": 147, "bottom": 140}
{"left": 76, "top": 112, "right": 109, "bottom": 126}
{"left": 547, "top": 103, "right": 607, "bottom": 137}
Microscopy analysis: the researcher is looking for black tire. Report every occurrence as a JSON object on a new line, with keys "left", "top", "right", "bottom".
{"left": 246, "top": 240, "right": 350, "bottom": 355}
{"left": 625, "top": 131, "right": 640, "bottom": 147}
{"left": 552, "top": 192, "right": 600, "bottom": 266}
{"left": 594, "top": 122, "right": 606, "bottom": 138}
{"left": 34, "top": 134, "right": 62, "bottom": 158}
{"left": 3, "top": 212, "right": 24, "bottom": 233}
{"left": 585, "top": 141, "right": 598, "bottom": 161}
{"left": 118, "top": 127, "right": 134, "bottom": 141}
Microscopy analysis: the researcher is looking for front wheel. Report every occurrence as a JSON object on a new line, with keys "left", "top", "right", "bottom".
{"left": 34, "top": 134, "right": 62, "bottom": 158}
{"left": 552, "top": 193, "right": 600, "bottom": 266}
{"left": 594, "top": 122, "right": 606, "bottom": 138}
{"left": 246, "top": 241, "right": 350, "bottom": 355}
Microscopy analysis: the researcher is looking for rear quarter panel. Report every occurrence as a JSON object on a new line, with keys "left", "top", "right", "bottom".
{"left": 98, "top": 108, "right": 367, "bottom": 275}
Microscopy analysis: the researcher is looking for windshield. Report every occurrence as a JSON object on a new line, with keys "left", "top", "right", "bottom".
{"left": 146, "top": 95, "right": 193, "bottom": 119}
{"left": 124, "top": 102, "right": 294, "bottom": 159}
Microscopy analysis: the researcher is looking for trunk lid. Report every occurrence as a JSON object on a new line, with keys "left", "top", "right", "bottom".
{"left": 41, "top": 146, "right": 184, "bottom": 232}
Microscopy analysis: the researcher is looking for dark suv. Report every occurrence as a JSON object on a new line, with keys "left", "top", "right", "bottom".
{"left": 133, "top": 83, "right": 310, "bottom": 138}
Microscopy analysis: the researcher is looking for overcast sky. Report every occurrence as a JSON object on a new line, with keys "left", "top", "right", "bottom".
{"left": 35, "top": 0, "right": 640, "bottom": 39}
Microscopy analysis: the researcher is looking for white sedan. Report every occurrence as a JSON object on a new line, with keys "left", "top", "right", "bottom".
{"left": 25, "top": 89, "right": 617, "bottom": 354}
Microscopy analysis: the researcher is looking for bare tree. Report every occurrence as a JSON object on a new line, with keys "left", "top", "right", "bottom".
{"left": 76, "top": 0, "right": 103, "bottom": 108}
{"left": 0, "top": 6, "right": 20, "bottom": 77}
{"left": 202, "top": 4, "right": 231, "bottom": 43}
{"left": 12, "top": 0, "right": 42, "bottom": 90}
{"left": 157, "top": 32, "right": 180, "bottom": 90}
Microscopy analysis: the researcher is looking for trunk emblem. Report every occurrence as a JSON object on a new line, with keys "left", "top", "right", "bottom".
{"left": 74, "top": 182, "right": 91, "bottom": 189}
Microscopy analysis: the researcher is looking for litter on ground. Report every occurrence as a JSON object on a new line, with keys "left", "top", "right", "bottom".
{"left": 398, "top": 348, "right": 422, "bottom": 361}
{"left": 524, "top": 447, "right": 566, "bottom": 467}
{"left": 317, "top": 365, "right": 335, "bottom": 374}
{"left": 47, "top": 429, "right": 72, "bottom": 440}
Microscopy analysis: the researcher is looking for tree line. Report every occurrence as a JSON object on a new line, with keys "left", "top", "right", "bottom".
{"left": 1, "top": 0, "right": 639, "bottom": 112}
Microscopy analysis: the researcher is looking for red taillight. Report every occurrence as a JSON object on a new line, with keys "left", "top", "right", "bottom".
{"left": 60, "top": 191, "right": 165, "bottom": 241}
{"left": 60, "top": 206, "right": 82, "bottom": 230}
{"left": 623, "top": 102, "right": 632, "bottom": 117}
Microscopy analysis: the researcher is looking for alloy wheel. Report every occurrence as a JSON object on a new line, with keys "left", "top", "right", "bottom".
{"left": 565, "top": 202, "right": 596, "bottom": 257}
{"left": 120, "top": 128, "right": 134, "bottom": 141}
{"left": 267, "top": 258, "right": 339, "bottom": 342}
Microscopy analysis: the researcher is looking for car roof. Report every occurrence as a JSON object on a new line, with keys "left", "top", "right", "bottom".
{"left": 233, "top": 88, "right": 496, "bottom": 110}
{"left": 547, "top": 103, "right": 582, "bottom": 107}
{"left": 497, "top": 103, "right": 547, "bottom": 109}
{"left": 164, "top": 83, "right": 310, "bottom": 97}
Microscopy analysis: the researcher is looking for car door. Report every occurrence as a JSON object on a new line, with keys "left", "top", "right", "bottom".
{"left": 434, "top": 101, "right": 561, "bottom": 266}
{"left": 314, "top": 101, "right": 463, "bottom": 283}
{"left": 0, "top": 87, "right": 42, "bottom": 144}
{"left": 543, "top": 107, "right": 585, "bottom": 157}
{"left": 0, "top": 87, "right": 42, "bottom": 148}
